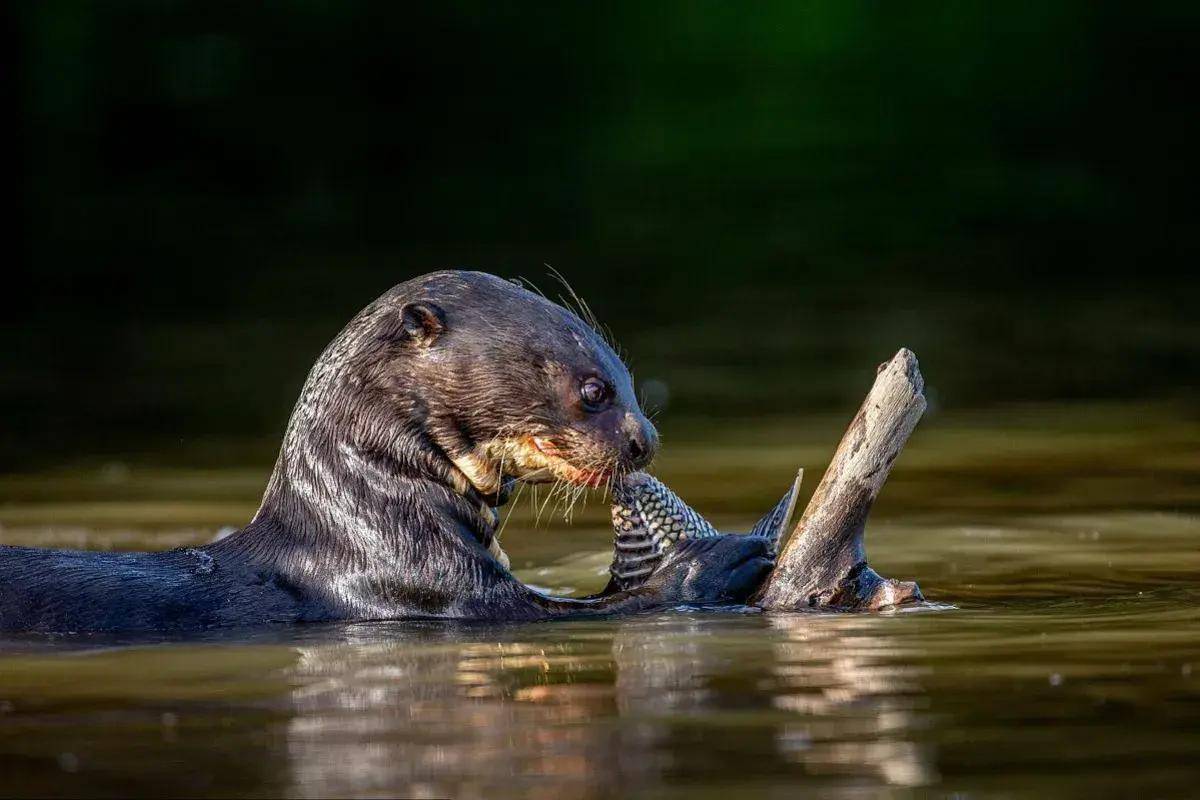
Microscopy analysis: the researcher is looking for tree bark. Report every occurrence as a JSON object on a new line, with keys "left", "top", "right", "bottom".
{"left": 754, "top": 348, "right": 926, "bottom": 611}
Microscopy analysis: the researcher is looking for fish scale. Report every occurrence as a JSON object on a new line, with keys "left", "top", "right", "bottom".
{"left": 607, "top": 469, "right": 802, "bottom": 591}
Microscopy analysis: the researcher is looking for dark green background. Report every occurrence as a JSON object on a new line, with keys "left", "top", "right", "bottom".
{"left": 11, "top": 2, "right": 1199, "bottom": 463}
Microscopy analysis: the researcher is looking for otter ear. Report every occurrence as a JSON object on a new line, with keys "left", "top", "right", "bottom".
{"left": 398, "top": 302, "right": 446, "bottom": 346}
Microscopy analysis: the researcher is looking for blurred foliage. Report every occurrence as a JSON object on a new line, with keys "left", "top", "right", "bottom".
{"left": 9, "top": 1, "right": 1200, "bottom": 462}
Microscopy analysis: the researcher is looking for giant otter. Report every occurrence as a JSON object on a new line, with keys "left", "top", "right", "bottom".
{"left": 0, "top": 271, "right": 773, "bottom": 632}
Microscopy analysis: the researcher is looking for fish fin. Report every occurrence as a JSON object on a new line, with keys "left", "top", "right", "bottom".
{"left": 747, "top": 467, "right": 803, "bottom": 551}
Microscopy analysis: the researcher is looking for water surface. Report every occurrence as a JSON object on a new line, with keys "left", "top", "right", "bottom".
{"left": 1, "top": 403, "right": 1197, "bottom": 798}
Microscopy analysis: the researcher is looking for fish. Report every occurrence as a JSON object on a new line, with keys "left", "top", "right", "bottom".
{"left": 607, "top": 469, "right": 803, "bottom": 592}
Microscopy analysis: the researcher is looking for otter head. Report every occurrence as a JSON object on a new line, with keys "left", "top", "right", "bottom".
{"left": 321, "top": 270, "right": 658, "bottom": 500}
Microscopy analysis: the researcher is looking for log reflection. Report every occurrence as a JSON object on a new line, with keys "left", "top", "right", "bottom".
{"left": 767, "top": 614, "right": 937, "bottom": 788}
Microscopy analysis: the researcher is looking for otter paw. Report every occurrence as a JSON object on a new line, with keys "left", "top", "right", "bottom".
{"left": 644, "top": 535, "right": 774, "bottom": 605}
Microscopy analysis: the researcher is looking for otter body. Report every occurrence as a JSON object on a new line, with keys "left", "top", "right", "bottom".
{"left": 0, "top": 546, "right": 316, "bottom": 631}
{"left": 0, "top": 271, "right": 771, "bottom": 633}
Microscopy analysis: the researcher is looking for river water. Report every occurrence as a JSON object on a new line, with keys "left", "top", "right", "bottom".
{"left": 1, "top": 403, "right": 1197, "bottom": 798}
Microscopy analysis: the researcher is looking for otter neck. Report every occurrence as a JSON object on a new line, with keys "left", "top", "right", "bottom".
{"left": 244, "top": 413, "right": 504, "bottom": 562}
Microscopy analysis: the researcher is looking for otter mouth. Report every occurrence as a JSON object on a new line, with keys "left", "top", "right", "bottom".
{"left": 457, "top": 436, "right": 616, "bottom": 496}
{"left": 526, "top": 436, "right": 613, "bottom": 489}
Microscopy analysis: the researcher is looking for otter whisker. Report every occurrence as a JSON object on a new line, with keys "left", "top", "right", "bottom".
{"left": 605, "top": 456, "right": 620, "bottom": 500}
{"left": 495, "top": 478, "right": 527, "bottom": 544}
{"left": 573, "top": 485, "right": 586, "bottom": 521}
{"left": 553, "top": 477, "right": 578, "bottom": 524}
{"left": 558, "top": 480, "right": 579, "bottom": 523}
{"left": 561, "top": 481, "right": 578, "bottom": 524}
{"left": 511, "top": 275, "right": 549, "bottom": 302}
{"left": 545, "top": 264, "right": 621, "bottom": 353}
{"left": 494, "top": 445, "right": 506, "bottom": 500}
{"left": 546, "top": 265, "right": 597, "bottom": 330}
{"left": 534, "top": 483, "right": 549, "bottom": 526}
{"left": 568, "top": 481, "right": 587, "bottom": 522}
{"left": 535, "top": 478, "right": 563, "bottom": 527}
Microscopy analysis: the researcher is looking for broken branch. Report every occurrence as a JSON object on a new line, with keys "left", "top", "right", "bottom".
{"left": 754, "top": 348, "right": 927, "bottom": 611}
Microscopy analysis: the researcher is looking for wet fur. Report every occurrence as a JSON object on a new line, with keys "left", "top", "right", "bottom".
{"left": 0, "top": 271, "right": 772, "bottom": 632}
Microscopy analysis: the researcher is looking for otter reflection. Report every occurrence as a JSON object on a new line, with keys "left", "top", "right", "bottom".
{"left": 281, "top": 622, "right": 640, "bottom": 799}
{"left": 275, "top": 615, "right": 935, "bottom": 797}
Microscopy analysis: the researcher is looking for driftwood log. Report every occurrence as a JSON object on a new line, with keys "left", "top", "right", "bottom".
{"left": 754, "top": 348, "right": 926, "bottom": 611}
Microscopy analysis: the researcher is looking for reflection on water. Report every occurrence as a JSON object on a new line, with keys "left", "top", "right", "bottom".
{"left": 767, "top": 614, "right": 937, "bottom": 790}
{"left": 0, "top": 403, "right": 1199, "bottom": 797}
{"left": 283, "top": 625, "right": 627, "bottom": 798}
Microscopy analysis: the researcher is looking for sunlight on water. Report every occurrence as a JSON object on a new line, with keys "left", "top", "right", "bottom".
{"left": 0, "top": 402, "right": 1198, "bottom": 797}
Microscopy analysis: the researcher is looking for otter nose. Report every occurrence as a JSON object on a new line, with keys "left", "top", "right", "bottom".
{"left": 623, "top": 413, "right": 659, "bottom": 469}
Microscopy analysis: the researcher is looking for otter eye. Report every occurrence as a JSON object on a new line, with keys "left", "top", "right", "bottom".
{"left": 579, "top": 377, "right": 611, "bottom": 411}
